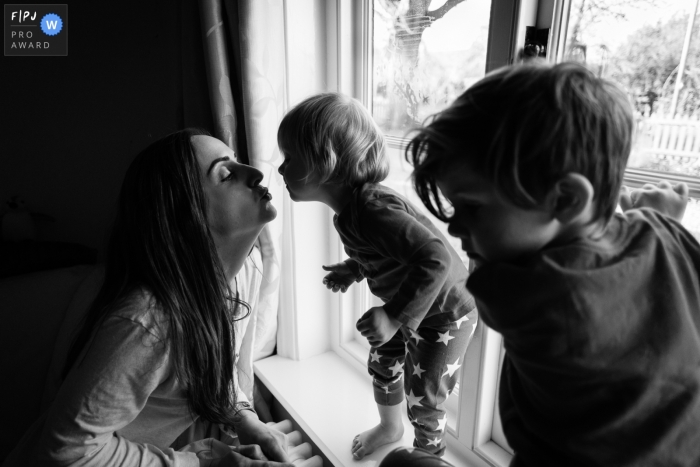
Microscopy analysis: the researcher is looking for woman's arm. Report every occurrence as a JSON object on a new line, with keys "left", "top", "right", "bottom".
{"left": 232, "top": 409, "right": 289, "bottom": 463}
{"left": 37, "top": 310, "right": 199, "bottom": 466}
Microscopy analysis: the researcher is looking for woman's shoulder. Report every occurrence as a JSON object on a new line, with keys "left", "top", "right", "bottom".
{"left": 108, "top": 288, "right": 169, "bottom": 342}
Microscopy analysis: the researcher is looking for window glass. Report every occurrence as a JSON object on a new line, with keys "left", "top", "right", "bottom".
{"left": 561, "top": 0, "right": 700, "bottom": 232}
{"left": 682, "top": 197, "right": 700, "bottom": 237}
{"left": 372, "top": 0, "right": 493, "bottom": 137}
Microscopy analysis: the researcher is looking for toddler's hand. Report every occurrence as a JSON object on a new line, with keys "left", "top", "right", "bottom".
{"left": 619, "top": 181, "right": 689, "bottom": 222}
{"left": 356, "top": 306, "right": 402, "bottom": 348}
{"left": 322, "top": 262, "right": 356, "bottom": 293}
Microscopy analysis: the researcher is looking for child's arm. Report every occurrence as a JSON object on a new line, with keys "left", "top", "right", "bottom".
{"left": 322, "top": 259, "right": 361, "bottom": 293}
{"left": 619, "top": 181, "right": 689, "bottom": 221}
{"left": 356, "top": 306, "right": 402, "bottom": 348}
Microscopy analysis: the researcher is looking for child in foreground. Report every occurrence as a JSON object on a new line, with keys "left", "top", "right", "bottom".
{"left": 408, "top": 61, "right": 700, "bottom": 466}
{"left": 277, "top": 93, "right": 478, "bottom": 459}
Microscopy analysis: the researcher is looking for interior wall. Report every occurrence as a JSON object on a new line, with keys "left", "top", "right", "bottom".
{"left": 0, "top": 1, "right": 189, "bottom": 253}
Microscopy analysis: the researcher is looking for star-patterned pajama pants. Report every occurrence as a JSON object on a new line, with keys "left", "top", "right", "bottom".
{"left": 368, "top": 309, "right": 478, "bottom": 456}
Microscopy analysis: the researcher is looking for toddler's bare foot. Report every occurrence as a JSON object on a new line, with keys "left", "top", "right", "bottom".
{"left": 351, "top": 422, "right": 404, "bottom": 460}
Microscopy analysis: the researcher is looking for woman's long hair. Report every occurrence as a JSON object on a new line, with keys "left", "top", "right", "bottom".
{"left": 64, "top": 128, "right": 246, "bottom": 426}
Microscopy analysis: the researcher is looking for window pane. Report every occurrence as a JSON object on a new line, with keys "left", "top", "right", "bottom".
{"left": 372, "top": 0, "right": 493, "bottom": 137}
{"left": 562, "top": 0, "right": 700, "bottom": 177}
{"left": 681, "top": 197, "right": 700, "bottom": 238}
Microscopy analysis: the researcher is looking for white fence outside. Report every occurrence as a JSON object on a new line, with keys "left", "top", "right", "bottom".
{"left": 637, "top": 113, "right": 700, "bottom": 165}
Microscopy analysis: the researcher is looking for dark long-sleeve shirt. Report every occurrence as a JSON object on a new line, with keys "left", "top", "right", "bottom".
{"left": 333, "top": 183, "right": 474, "bottom": 329}
{"left": 468, "top": 208, "right": 700, "bottom": 467}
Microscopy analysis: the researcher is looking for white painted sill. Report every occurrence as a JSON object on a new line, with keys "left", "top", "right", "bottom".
{"left": 254, "top": 352, "right": 494, "bottom": 467}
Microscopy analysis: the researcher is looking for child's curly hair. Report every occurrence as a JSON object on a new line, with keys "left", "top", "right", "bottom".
{"left": 277, "top": 92, "right": 388, "bottom": 187}
{"left": 408, "top": 61, "right": 634, "bottom": 223}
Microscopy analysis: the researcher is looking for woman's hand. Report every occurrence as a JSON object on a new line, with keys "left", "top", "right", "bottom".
{"left": 322, "top": 262, "right": 356, "bottom": 293}
{"left": 619, "top": 181, "right": 689, "bottom": 221}
{"left": 211, "top": 445, "right": 294, "bottom": 467}
{"left": 356, "top": 306, "right": 402, "bottom": 348}
{"left": 234, "top": 410, "right": 290, "bottom": 463}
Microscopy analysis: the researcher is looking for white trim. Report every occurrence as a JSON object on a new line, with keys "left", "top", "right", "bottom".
{"left": 255, "top": 352, "right": 494, "bottom": 467}
{"left": 357, "top": 0, "right": 372, "bottom": 107}
{"left": 277, "top": 189, "right": 300, "bottom": 360}
{"left": 475, "top": 441, "right": 515, "bottom": 467}
{"left": 326, "top": 0, "right": 338, "bottom": 92}
{"left": 473, "top": 326, "right": 502, "bottom": 447}
{"left": 281, "top": 0, "right": 291, "bottom": 110}
{"left": 337, "top": 0, "right": 354, "bottom": 96}
{"left": 547, "top": 0, "right": 571, "bottom": 63}
{"left": 330, "top": 214, "right": 373, "bottom": 374}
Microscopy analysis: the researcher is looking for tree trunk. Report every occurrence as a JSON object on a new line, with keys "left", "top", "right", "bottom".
{"left": 390, "top": 0, "right": 466, "bottom": 119}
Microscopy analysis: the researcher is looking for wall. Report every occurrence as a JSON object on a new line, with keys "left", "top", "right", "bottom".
{"left": 0, "top": 1, "right": 191, "bottom": 252}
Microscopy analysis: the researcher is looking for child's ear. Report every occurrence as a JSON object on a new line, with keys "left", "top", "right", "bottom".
{"left": 547, "top": 173, "right": 595, "bottom": 224}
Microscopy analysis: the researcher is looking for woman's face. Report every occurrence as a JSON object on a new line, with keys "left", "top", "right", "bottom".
{"left": 193, "top": 135, "right": 277, "bottom": 239}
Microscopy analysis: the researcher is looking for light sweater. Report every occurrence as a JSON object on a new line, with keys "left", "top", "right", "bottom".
{"left": 5, "top": 273, "right": 256, "bottom": 467}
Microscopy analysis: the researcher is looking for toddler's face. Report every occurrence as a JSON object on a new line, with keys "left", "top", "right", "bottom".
{"left": 278, "top": 149, "right": 321, "bottom": 202}
{"left": 435, "top": 161, "right": 560, "bottom": 265}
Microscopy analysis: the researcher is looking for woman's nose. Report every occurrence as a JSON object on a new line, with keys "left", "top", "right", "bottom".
{"left": 278, "top": 161, "right": 286, "bottom": 176}
{"left": 246, "top": 165, "right": 264, "bottom": 186}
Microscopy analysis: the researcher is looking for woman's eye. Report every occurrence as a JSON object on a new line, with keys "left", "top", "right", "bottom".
{"left": 221, "top": 168, "right": 234, "bottom": 181}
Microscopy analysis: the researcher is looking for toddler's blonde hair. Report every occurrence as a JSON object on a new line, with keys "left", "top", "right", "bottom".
{"left": 277, "top": 92, "right": 388, "bottom": 187}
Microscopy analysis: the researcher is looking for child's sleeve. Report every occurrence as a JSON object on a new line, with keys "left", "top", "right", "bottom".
{"left": 343, "top": 258, "right": 365, "bottom": 282}
{"left": 361, "top": 197, "right": 452, "bottom": 329}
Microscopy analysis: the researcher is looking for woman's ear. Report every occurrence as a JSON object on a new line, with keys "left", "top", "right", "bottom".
{"left": 547, "top": 173, "right": 595, "bottom": 225}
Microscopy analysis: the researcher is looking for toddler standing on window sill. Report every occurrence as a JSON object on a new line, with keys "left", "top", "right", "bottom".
{"left": 276, "top": 93, "right": 478, "bottom": 459}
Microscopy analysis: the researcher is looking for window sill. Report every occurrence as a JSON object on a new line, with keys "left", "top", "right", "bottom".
{"left": 254, "top": 351, "right": 491, "bottom": 467}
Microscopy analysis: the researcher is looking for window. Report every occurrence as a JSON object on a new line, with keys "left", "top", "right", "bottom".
{"left": 554, "top": 0, "right": 700, "bottom": 236}
{"left": 371, "top": 0, "right": 493, "bottom": 138}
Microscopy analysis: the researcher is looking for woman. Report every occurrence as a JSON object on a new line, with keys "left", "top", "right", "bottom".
{"left": 4, "top": 129, "right": 291, "bottom": 467}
